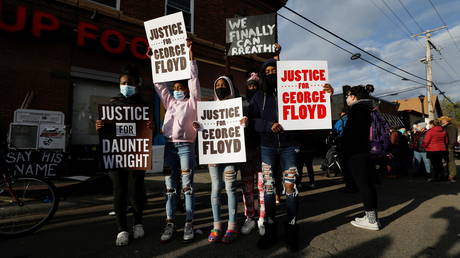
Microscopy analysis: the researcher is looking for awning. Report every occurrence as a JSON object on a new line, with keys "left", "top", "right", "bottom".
{"left": 381, "top": 113, "right": 405, "bottom": 128}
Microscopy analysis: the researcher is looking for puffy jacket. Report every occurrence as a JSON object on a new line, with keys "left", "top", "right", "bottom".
{"left": 342, "top": 99, "right": 372, "bottom": 156}
{"left": 248, "top": 91, "right": 299, "bottom": 148}
{"left": 422, "top": 126, "right": 447, "bottom": 152}
{"left": 154, "top": 61, "right": 200, "bottom": 143}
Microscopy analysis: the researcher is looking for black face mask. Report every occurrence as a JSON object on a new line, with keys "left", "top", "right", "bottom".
{"left": 263, "top": 74, "right": 277, "bottom": 94}
{"left": 216, "top": 87, "right": 230, "bottom": 100}
{"left": 246, "top": 89, "right": 258, "bottom": 101}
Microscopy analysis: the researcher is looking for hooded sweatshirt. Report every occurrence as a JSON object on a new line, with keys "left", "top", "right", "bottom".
{"left": 213, "top": 76, "right": 238, "bottom": 101}
{"left": 342, "top": 99, "right": 373, "bottom": 156}
{"left": 154, "top": 60, "right": 200, "bottom": 143}
{"left": 422, "top": 125, "right": 447, "bottom": 152}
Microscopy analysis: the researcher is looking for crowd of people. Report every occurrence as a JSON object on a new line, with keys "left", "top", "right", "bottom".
{"left": 94, "top": 40, "right": 458, "bottom": 252}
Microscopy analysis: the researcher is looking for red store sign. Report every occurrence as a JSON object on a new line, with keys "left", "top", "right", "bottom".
{"left": 0, "top": 0, "right": 148, "bottom": 59}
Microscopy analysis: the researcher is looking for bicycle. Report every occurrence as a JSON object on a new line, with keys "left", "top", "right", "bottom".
{"left": 0, "top": 147, "right": 59, "bottom": 237}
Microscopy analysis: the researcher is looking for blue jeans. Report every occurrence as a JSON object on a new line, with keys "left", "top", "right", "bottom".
{"left": 208, "top": 164, "right": 238, "bottom": 223}
{"left": 261, "top": 146, "right": 299, "bottom": 224}
{"left": 413, "top": 151, "right": 431, "bottom": 174}
{"left": 164, "top": 142, "right": 195, "bottom": 221}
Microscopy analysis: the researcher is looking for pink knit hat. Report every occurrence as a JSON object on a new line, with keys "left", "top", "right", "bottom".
{"left": 247, "top": 72, "right": 260, "bottom": 85}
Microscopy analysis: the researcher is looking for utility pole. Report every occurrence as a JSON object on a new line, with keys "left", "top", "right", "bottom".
{"left": 413, "top": 26, "right": 447, "bottom": 121}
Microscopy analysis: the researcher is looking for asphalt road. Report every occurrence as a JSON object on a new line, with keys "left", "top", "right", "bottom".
{"left": 1, "top": 161, "right": 459, "bottom": 258}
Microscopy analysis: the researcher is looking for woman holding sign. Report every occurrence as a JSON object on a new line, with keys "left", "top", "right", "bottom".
{"left": 95, "top": 65, "right": 153, "bottom": 247}
{"left": 194, "top": 75, "right": 242, "bottom": 244}
{"left": 151, "top": 40, "right": 200, "bottom": 243}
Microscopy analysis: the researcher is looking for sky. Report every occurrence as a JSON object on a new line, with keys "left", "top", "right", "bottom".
{"left": 278, "top": 0, "right": 460, "bottom": 102}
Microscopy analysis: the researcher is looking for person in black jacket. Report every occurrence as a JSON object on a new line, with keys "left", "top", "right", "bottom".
{"left": 249, "top": 44, "right": 333, "bottom": 251}
{"left": 96, "top": 65, "right": 153, "bottom": 246}
{"left": 343, "top": 85, "right": 381, "bottom": 231}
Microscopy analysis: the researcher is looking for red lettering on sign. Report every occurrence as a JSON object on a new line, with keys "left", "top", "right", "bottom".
{"left": 100, "top": 29, "right": 126, "bottom": 54}
{"left": 0, "top": 1, "right": 26, "bottom": 32}
{"left": 32, "top": 10, "right": 60, "bottom": 38}
{"left": 77, "top": 21, "right": 98, "bottom": 47}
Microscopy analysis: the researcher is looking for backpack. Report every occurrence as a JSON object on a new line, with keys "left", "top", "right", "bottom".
{"left": 369, "top": 110, "right": 391, "bottom": 156}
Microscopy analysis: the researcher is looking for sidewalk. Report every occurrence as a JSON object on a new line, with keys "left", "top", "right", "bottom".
{"left": 2, "top": 160, "right": 460, "bottom": 258}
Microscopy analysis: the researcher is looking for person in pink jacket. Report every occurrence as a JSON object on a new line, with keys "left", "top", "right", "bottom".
{"left": 423, "top": 119, "right": 448, "bottom": 182}
{"left": 153, "top": 40, "right": 201, "bottom": 243}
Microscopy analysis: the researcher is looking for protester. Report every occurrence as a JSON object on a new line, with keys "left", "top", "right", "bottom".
{"left": 96, "top": 65, "right": 152, "bottom": 246}
{"left": 410, "top": 122, "right": 431, "bottom": 176}
{"left": 387, "top": 127, "right": 410, "bottom": 178}
{"left": 249, "top": 44, "right": 333, "bottom": 251}
{"left": 423, "top": 120, "right": 448, "bottom": 182}
{"left": 439, "top": 116, "right": 458, "bottom": 182}
{"left": 296, "top": 131, "right": 316, "bottom": 188}
{"left": 196, "top": 75, "right": 241, "bottom": 244}
{"left": 152, "top": 40, "right": 200, "bottom": 243}
{"left": 240, "top": 72, "right": 264, "bottom": 235}
{"left": 342, "top": 85, "right": 381, "bottom": 231}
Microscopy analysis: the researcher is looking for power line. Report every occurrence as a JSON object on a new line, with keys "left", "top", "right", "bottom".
{"left": 427, "top": 0, "right": 460, "bottom": 53}
{"left": 375, "top": 85, "right": 425, "bottom": 98}
{"left": 282, "top": 5, "right": 428, "bottom": 83}
{"left": 380, "top": 0, "right": 414, "bottom": 35}
{"left": 397, "top": 0, "right": 424, "bottom": 32}
{"left": 276, "top": 13, "right": 424, "bottom": 84}
{"left": 280, "top": 6, "right": 455, "bottom": 104}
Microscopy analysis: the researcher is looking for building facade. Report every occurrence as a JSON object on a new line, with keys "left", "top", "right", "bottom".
{"left": 0, "top": 0, "right": 287, "bottom": 174}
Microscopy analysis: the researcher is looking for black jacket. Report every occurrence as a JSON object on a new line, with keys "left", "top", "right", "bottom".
{"left": 249, "top": 91, "right": 299, "bottom": 148}
{"left": 342, "top": 99, "right": 372, "bottom": 156}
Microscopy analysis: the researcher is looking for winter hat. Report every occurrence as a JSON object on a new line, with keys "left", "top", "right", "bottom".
{"left": 247, "top": 72, "right": 260, "bottom": 86}
{"left": 259, "top": 58, "right": 277, "bottom": 76}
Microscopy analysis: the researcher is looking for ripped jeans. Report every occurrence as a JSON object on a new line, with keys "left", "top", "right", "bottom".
{"left": 261, "top": 146, "right": 299, "bottom": 224}
{"left": 208, "top": 164, "right": 238, "bottom": 223}
{"left": 164, "top": 142, "right": 195, "bottom": 221}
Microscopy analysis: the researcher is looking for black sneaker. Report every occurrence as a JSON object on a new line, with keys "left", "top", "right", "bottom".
{"left": 257, "top": 222, "right": 277, "bottom": 250}
{"left": 285, "top": 223, "right": 299, "bottom": 252}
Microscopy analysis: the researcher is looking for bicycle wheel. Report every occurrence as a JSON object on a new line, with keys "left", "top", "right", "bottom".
{"left": 0, "top": 177, "right": 59, "bottom": 237}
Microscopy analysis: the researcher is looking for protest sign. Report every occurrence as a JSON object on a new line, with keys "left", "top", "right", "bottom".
{"left": 98, "top": 105, "right": 153, "bottom": 170}
{"left": 277, "top": 60, "right": 332, "bottom": 130}
{"left": 5, "top": 150, "right": 65, "bottom": 178}
{"left": 144, "top": 12, "right": 190, "bottom": 83}
{"left": 226, "top": 13, "right": 277, "bottom": 56}
{"left": 197, "top": 98, "right": 246, "bottom": 165}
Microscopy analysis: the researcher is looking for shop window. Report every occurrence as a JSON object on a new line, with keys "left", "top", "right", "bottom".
{"left": 88, "top": 0, "right": 120, "bottom": 10}
{"left": 165, "top": 0, "right": 194, "bottom": 33}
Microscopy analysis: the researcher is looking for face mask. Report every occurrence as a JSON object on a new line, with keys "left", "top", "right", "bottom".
{"left": 263, "top": 74, "right": 277, "bottom": 93}
{"left": 246, "top": 89, "right": 257, "bottom": 101}
{"left": 173, "top": 90, "right": 185, "bottom": 100}
{"left": 120, "top": 85, "right": 137, "bottom": 97}
{"left": 398, "top": 129, "right": 406, "bottom": 134}
{"left": 216, "top": 87, "right": 230, "bottom": 100}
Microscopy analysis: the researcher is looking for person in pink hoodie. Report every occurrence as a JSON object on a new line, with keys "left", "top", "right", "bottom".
{"left": 152, "top": 40, "right": 200, "bottom": 243}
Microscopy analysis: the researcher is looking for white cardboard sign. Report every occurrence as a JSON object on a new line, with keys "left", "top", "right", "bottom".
{"left": 197, "top": 98, "right": 246, "bottom": 165}
{"left": 277, "top": 60, "right": 332, "bottom": 130}
{"left": 144, "top": 12, "right": 191, "bottom": 83}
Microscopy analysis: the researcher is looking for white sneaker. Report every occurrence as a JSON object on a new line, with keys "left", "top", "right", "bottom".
{"left": 133, "top": 224, "right": 145, "bottom": 239}
{"left": 258, "top": 218, "right": 265, "bottom": 236}
{"left": 350, "top": 217, "right": 380, "bottom": 231}
{"left": 354, "top": 215, "right": 367, "bottom": 223}
{"left": 115, "top": 231, "right": 129, "bottom": 246}
{"left": 183, "top": 222, "right": 194, "bottom": 242}
{"left": 160, "top": 222, "right": 175, "bottom": 243}
{"left": 241, "top": 218, "right": 256, "bottom": 235}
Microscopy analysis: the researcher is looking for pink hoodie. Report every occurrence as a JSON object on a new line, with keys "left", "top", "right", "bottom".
{"left": 154, "top": 60, "right": 200, "bottom": 143}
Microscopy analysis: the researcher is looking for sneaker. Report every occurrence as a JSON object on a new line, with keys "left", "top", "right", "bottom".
{"left": 275, "top": 194, "right": 280, "bottom": 204}
{"left": 108, "top": 211, "right": 116, "bottom": 216}
{"left": 160, "top": 222, "right": 175, "bottom": 243}
{"left": 133, "top": 224, "right": 144, "bottom": 239}
{"left": 115, "top": 231, "right": 129, "bottom": 246}
{"left": 284, "top": 223, "right": 299, "bottom": 252}
{"left": 241, "top": 218, "right": 256, "bottom": 235}
{"left": 183, "top": 222, "right": 194, "bottom": 242}
{"left": 258, "top": 219, "right": 265, "bottom": 236}
{"left": 350, "top": 217, "right": 380, "bottom": 231}
{"left": 309, "top": 183, "right": 315, "bottom": 189}
{"left": 448, "top": 177, "right": 457, "bottom": 183}
{"left": 257, "top": 222, "right": 277, "bottom": 250}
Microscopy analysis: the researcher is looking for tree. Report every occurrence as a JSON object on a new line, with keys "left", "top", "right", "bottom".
{"left": 440, "top": 99, "right": 460, "bottom": 125}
